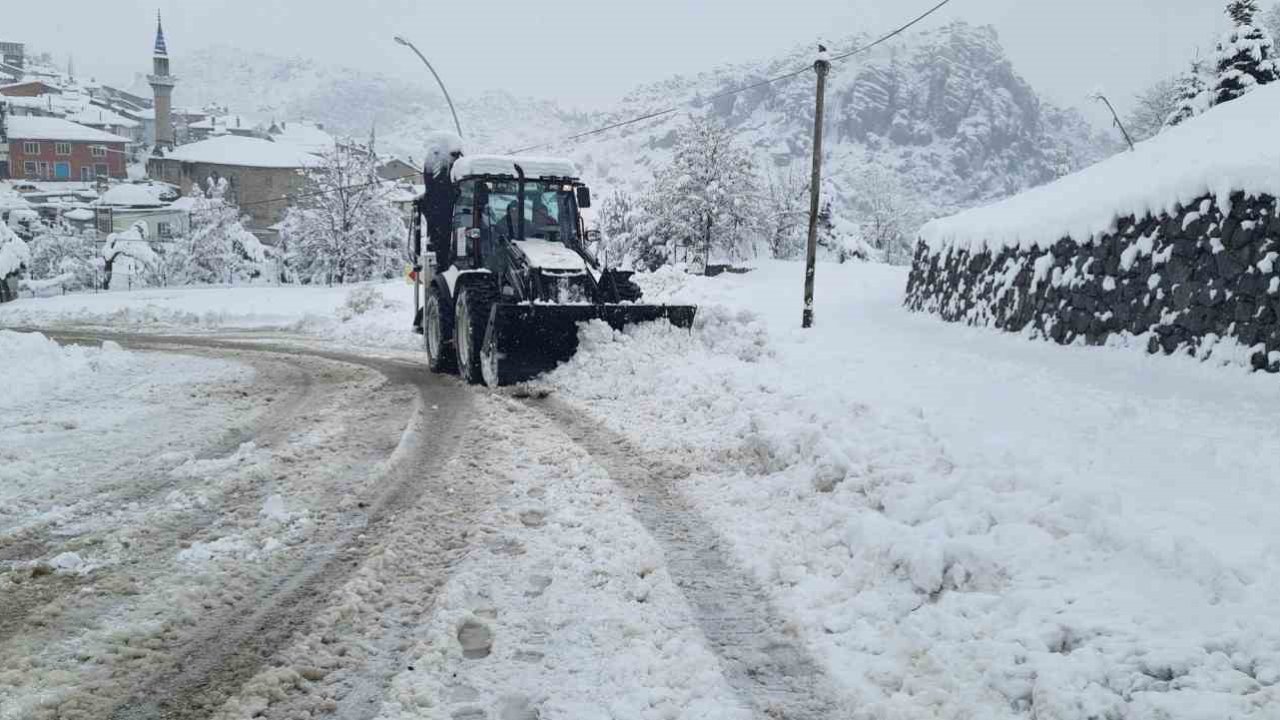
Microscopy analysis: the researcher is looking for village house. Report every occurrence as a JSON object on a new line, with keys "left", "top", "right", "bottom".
{"left": 5, "top": 116, "right": 128, "bottom": 181}
{"left": 92, "top": 183, "right": 189, "bottom": 239}
{"left": 0, "top": 81, "right": 61, "bottom": 98}
{"left": 148, "top": 135, "right": 313, "bottom": 241}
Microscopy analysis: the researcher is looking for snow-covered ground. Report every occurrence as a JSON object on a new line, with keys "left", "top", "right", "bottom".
{"left": 0, "top": 280, "right": 418, "bottom": 351}
{"left": 4, "top": 260, "right": 1277, "bottom": 718}
{"left": 542, "top": 261, "right": 1280, "bottom": 719}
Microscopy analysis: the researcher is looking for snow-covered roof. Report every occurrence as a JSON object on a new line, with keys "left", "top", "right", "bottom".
{"left": 921, "top": 83, "right": 1280, "bottom": 254}
{"left": 451, "top": 155, "right": 579, "bottom": 182}
{"left": 97, "top": 184, "right": 165, "bottom": 208}
{"left": 63, "top": 207, "right": 95, "bottom": 221}
{"left": 5, "top": 116, "right": 130, "bottom": 143}
{"left": 189, "top": 114, "right": 255, "bottom": 131}
{"left": 162, "top": 135, "right": 316, "bottom": 169}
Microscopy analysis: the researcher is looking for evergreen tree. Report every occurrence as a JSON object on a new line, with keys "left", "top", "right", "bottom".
{"left": 640, "top": 115, "right": 762, "bottom": 270}
{"left": 29, "top": 220, "right": 96, "bottom": 289}
{"left": 1211, "top": 0, "right": 1280, "bottom": 106}
{"left": 1164, "top": 59, "right": 1211, "bottom": 128}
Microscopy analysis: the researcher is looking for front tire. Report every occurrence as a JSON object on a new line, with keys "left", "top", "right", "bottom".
{"left": 424, "top": 289, "right": 456, "bottom": 373}
{"left": 454, "top": 285, "right": 491, "bottom": 384}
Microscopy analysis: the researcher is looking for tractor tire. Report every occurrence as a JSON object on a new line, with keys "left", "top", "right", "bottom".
{"left": 424, "top": 287, "right": 456, "bottom": 374}
{"left": 453, "top": 283, "right": 495, "bottom": 385}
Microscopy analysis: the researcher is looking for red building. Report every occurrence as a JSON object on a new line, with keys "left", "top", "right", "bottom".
{"left": 6, "top": 116, "right": 128, "bottom": 181}
{"left": 0, "top": 81, "right": 61, "bottom": 97}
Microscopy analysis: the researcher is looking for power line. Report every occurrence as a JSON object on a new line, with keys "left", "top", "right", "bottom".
{"left": 507, "top": 0, "right": 953, "bottom": 154}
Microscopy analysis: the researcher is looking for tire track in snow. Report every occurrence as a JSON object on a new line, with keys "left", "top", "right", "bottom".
{"left": 531, "top": 396, "right": 848, "bottom": 719}
{"left": 0, "top": 352, "right": 325, "bottom": 645}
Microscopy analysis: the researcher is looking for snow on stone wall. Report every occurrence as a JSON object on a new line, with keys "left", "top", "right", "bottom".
{"left": 905, "top": 192, "right": 1280, "bottom": 372}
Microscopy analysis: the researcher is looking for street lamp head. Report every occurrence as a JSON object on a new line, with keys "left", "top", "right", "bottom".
{"left": 394, "top": 36, "right": 409, "bottom": 46}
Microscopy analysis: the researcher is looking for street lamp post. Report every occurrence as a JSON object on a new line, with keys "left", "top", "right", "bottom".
{"left": 394, "top": 35, "right": 464, "bottom": 139}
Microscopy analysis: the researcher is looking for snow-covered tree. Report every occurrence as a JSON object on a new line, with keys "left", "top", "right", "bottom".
{"left": 849, "top": 163, "right": 920, "bottom": 265}
{"left": 1127, "top": 77, "right": 1182, "bottom": 140}
{"left": 101, "top": 221, "right": 158, "bottom": 290}
{"left": 596, "top": 189, "right": 644, "bottom": 269}
{"left": 29, "top": 221, "right": 96, "bottom": 289}
{"left": 161, "top": 178, "right": 267, "bottom": 285}
{"left": 1211, "top": 0, "right": 1280, "bottom": 106}
{"left": 763, "top": 162, "right": 810, "bottom": 260}
{"left": 643, "top": 116, "right": 763, "bottom": 269}
{"left": 1, "top": 223, "right": 31, "bottom": 280}
{"left": 1165, "top": 59, "right": 1212, "bottom": 128}
{"left": 282, "top": 145, "right": 405, "bottom": 285}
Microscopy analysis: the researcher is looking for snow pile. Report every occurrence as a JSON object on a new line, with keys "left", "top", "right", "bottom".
{"left": 0, "top": 331, "right": 131, "bottom": 408}
{"left": 921, "top": 83, "right": 1280, "bottom": 254}
{"left": 0, "top": 280, "right": 421, "bottom": 351}
{"left": 0, "top": 223, "right": 30, "bottom": 277}
{"left": 545, "top": 260, "right": 1280, "bottom": 719}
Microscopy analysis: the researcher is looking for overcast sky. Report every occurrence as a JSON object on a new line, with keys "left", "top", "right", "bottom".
{"left": 11, "top": 0, "right": 1234, "bottom": 124}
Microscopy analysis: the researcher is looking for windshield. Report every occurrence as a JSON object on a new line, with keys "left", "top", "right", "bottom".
{"left": 481, "top": 181, "right": 578, "bottom": 243}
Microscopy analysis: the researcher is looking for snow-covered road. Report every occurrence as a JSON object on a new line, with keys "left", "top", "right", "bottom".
{"left": 3, "top": 261, "right": 1278, "bottom": 719}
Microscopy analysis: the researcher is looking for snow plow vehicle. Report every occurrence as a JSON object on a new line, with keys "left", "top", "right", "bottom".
{"left": 409, "top": 154, "right": 696, "bottom": 387}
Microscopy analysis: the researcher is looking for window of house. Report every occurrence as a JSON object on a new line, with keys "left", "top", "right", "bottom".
{"left": 37, "top": 161, "right": 49, "bottom": 178}
{"left": 55, "top": 142, "right": 71, "bottom": 155}
{"left": 23, "top": 142, "right": 39, "bottom": 155}
{"left": 95, "top": 163, "right": 109, "bottom": 178}
{"left": 81, "top": 166, "right": 94, "bottom": 182}
{"left": 157, "top": 221, "right": 173, "bottom": 239}
{"left": 91, "top": 145, "right": 107, "bottom": 158}
{"left": 23, "top": 161, "right": 36, "bottom": 178}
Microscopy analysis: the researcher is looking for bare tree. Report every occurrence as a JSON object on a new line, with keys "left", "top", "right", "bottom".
{"left": 851, "top": 164, "right": 920, "bottom": 266}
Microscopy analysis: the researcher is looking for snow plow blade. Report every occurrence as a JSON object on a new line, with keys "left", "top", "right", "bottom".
{"left": 480, "top": 303, "right": 697, "bottom": 387}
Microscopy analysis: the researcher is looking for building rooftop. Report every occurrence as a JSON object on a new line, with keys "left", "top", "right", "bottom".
{"left": 5, "top": 116, "right": 131, "bottom": 143}
{"left": 96, "top": 184, "right": 166, "bottom": 208}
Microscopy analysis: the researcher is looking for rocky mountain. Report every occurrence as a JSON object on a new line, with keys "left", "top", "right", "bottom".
{"left": 171, "top": 22, "right": 1116, "bottom": 227}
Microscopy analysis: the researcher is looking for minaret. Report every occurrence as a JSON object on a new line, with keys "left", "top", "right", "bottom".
{"left": 148, "top": 11, "right": 176, "bottom": 152}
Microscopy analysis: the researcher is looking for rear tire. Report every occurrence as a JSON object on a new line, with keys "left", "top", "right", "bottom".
{"left": 424, "top": 289, "right": 456, "bottom": 373}
{"left": 454, "top": 285, "right": 492, "bottom": 384}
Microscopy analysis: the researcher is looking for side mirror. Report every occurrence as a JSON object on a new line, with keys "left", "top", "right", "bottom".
{"left": 586, "top": 229, "right": 602, "bottom": 244}
{"left": 576, "top": 186, "right": 592, "bottom": 209}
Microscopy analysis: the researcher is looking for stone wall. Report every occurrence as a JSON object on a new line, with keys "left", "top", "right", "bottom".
{"left": 905, "top": 192, "right": 1280, "bottom": 372}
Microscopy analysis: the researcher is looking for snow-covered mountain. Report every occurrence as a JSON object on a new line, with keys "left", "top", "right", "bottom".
{"left": 171, "top": 22, "right": 1116, "bottom": 223}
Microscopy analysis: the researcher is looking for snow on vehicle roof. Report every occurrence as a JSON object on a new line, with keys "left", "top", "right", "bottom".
{"left": 96, "top": 184, "right": 165, "bottom": 208}
{"left": 5, "top": 116, "right": 131, "bottom": 144}
{"left": 451, "top": 155, "right": 579, "bottom": 182}
{"left": 162, "top": 135, "right": 318, "bottom": 169}
{"left": 921, "top": 83, "right": 1280, "bottom": 255}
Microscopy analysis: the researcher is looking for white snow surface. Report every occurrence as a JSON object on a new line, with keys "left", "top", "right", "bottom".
{"left": 162, "top": 135, "right": 318, "bottom": 169}
{"left": 512, "top": 239, "right": 587, "bottom": 271}
{"left": 922, "top": 83, "right": 1280, "bottom": 254}
{"left": 4, "top": 116, "right": 130, "bottom": 144}
{"left": 96, "top": 184, "right": 165, "bottom": 208}
{"left": 544, "top": 260, "right": 1280, "bottom": 719}
{"left": 451, "top": 155, "right": 579, "bottom": 182}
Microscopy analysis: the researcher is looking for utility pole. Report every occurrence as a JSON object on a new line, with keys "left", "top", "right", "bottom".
{"left": 802, "top": 46, "right": 831, "bottom": 329}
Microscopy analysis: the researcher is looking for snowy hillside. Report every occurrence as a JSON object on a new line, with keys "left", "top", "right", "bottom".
{"left": 171, "top": 23, "right": 1114, "bottom": 225}
{"left": 169, "top": 45, "right": 585, "bottom": 163}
